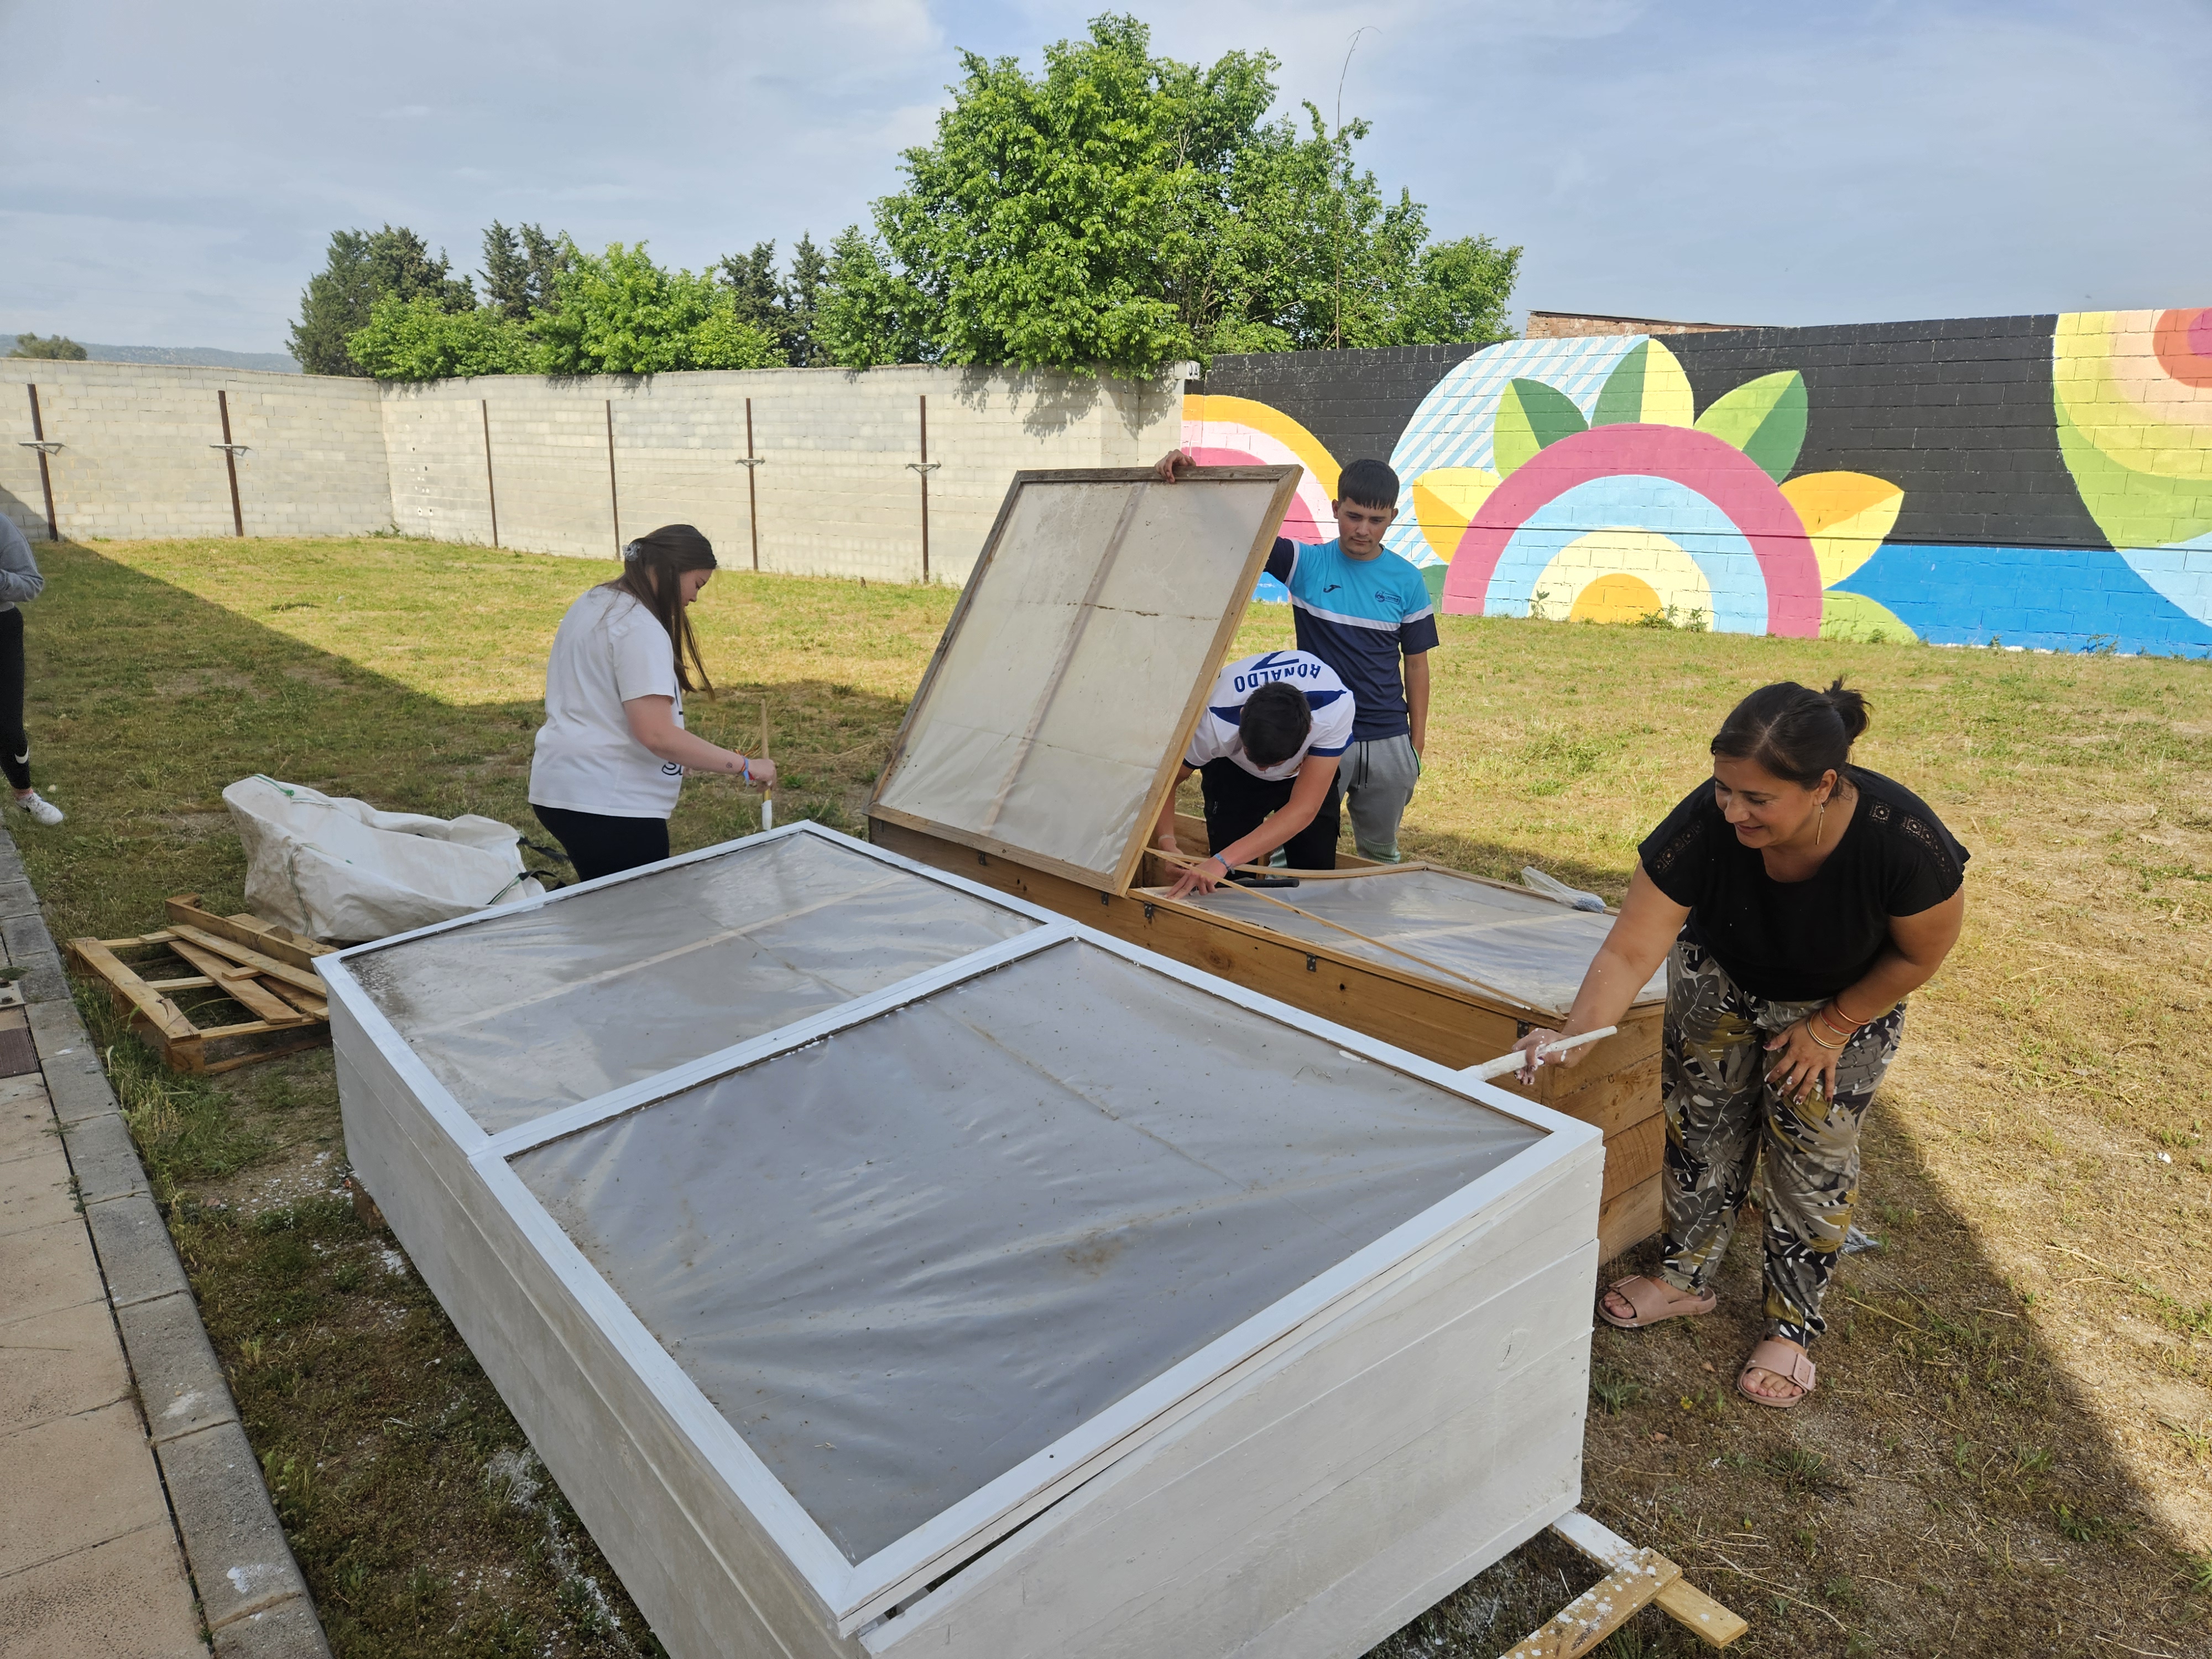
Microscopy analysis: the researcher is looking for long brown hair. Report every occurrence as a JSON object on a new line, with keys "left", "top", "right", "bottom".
{"left": 604, "top": 523, "right": 717, "bottom": 693}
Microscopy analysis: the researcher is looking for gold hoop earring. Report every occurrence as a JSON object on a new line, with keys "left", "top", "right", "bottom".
{"left": 1815, "top": 800, "right": 1827, "bottom": 848}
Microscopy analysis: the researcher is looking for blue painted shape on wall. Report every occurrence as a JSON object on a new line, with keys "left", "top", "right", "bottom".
{"left": 1836, "top": 543, "right": 2212, "bottom": 656}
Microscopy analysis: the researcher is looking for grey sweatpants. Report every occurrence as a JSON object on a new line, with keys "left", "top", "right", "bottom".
{"left": 1338, "top": 733, "right": 1421, "bottom": 862}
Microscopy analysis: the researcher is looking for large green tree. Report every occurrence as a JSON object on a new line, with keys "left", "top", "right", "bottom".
{"left": 481, "top": 222, "right": 572, "bottom": 321}
{"left": 533, "top": 243, "right": 784, "bottom": 375}
{"left": 6, "top": 333, "right": 87, "bottom": 361}
{"left": 817, "top": 14, "right": 1519, "bottom": 373}
{"left": 290, "top": 226, "right": 475, "bottom": 375}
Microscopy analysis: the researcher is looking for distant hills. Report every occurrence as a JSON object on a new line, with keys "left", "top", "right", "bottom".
{"left": 1, "top": 335, "right": 301, "bottom": 373}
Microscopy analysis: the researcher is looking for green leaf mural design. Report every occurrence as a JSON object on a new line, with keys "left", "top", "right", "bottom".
{"left": 1592, "top": 338, "right": 1695, "bottom": 428}
{"left": 1493, "top": 378, "right": 1589, "bottom": 477}
{"left": 1693, "top": 371, "right": 1808, "bottom": 482}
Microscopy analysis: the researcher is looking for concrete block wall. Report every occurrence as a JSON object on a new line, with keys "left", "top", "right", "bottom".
{"left": 1, "top": 362, "right": 391, "bottom": 542}
{"left": 383, "top": 364, "right": 1183, "bottom": 583}
{"left": 1, "top": 359, "right": 1183, "bottom": 585}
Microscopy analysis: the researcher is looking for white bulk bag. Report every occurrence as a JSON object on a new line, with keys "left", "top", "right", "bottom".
{"left": 222, "top": 775, "right": 544, "bottom": 943}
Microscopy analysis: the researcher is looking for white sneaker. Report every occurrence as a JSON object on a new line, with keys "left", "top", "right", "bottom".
{"left": 16, "top": 792, "right": 63, "bottom": 827}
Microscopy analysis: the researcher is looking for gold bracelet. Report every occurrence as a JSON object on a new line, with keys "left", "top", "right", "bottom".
{"left": 1816, "top": 1006, "right": 1858, "bottom": 1039}
{"left": 1830, "top": 993, "right": 1876, "bottom": 1026}
{"left": 1802, "top": 1020, "right": 1844, "bottom": 1051}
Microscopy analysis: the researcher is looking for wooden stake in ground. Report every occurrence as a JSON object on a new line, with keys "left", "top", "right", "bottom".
{"left": 760, "top": 698, "right": 774, "bottom": 832}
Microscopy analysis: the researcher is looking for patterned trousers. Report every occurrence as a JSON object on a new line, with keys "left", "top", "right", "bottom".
{"left": 1655, "top": 938, "right": 1906, "bottom": 1347}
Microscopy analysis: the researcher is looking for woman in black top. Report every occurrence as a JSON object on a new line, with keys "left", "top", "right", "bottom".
{"left": 1516, "top": 680, "right": 1967, "bottom": 1408}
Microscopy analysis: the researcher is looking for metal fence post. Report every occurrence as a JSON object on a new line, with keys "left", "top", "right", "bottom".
{"left": 737, "top": 396, "right": 765, "bottom": 572}
{"left": 212, "top": 389, "right": 247, "bottom": 536}
{"left": 605, "top": 398, "right": 621, "bottom": 557}
{"left": 906, "top": 393, "right": 941, "bottom": 583}
{"left": 481, "top": 399, "right": 500, "bottom": 549}
{"left": 19, "top": 385, "right": 60, "bottom": 542}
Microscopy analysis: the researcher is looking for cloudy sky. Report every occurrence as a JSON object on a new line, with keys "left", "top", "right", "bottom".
{"left": 2, "top": 0, "right": 2205, "bottom": 354}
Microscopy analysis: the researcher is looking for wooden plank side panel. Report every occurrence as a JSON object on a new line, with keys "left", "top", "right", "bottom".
{"left": 165, "top": 936, "right": 309, "bottom": 1027}
{"left": 330, "top": 1010, "right": 854, "bottom": 1659}
{"left": 69, "top": 937, "right": 198, "bottom": 1039}
{"left": 1598, "top": 1175, "right": 1663, "bottom": 1266}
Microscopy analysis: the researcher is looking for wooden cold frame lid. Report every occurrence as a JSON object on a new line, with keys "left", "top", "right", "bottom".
{"left": 869, "top": 466, "right": 1301, "bottom": 894}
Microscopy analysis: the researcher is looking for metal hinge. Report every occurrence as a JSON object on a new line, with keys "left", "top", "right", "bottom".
{"left": 1306, "top": 954, "right": 1318, "bottom": 972}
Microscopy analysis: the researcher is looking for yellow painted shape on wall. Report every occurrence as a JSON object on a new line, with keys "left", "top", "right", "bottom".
{"left": 1533, "top": 528, "right": 1713, "bottom": 625}
{"left": 1411, "top": 467, "right": 1500, "bottom": 562}
{"left": 1570, "top": 572, "right": 1663, "bottom": 624}
{"left": 1779, "top": 471, "right": 1905, "bottom": 587}
{"left": 1182, "top": 393, "right": 1341, "bottom": 497}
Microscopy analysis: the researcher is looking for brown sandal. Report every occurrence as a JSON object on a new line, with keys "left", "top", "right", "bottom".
{"left": 1597, "top": 1274, "right": 1717, "bottom": 1329}
{"left": 1737, "top": 1338, "right": 1816, "bottom": 1408}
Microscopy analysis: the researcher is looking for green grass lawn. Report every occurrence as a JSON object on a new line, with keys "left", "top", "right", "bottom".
{"left": 19, "top": 535, "right": 2212, "bottom": 1658}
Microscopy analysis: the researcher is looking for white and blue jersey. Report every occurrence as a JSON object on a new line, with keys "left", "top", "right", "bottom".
{"left": 1265, "top": 538, "right": 1439, "bottom": 742}
{"left": 1183, "top": 650, "right": 1355, "bottom": 781}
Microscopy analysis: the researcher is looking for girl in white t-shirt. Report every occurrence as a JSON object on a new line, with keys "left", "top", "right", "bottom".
{"left": 528, "top": 524, "right": 774, "bottom": 882}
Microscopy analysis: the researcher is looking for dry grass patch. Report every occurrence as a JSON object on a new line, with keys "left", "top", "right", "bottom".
{"left": 20, "top": 536, "right": 2212, "bottom": 1657}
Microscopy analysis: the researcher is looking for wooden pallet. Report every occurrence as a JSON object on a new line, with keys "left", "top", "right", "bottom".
{"left": 1504, "top": 1511, "right": 1747, "bottom": 1657}
{"left": 69, "top": 895, "right": 336, "bottom": 1075}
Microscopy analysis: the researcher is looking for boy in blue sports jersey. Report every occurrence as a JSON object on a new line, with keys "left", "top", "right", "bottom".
{"left": 1156, "top": 451, "right": 1437, "bottom": 860}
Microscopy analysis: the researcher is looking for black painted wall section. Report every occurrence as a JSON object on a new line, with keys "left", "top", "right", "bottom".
{"left": 1666, "top": 317, "right": 2107, "bottom": 551}
{"left": 1202, "top": 318, "right": 2110, "bottom": 553}
{"left": 1192, "top": 344, "right": 1483, "bottom": 477}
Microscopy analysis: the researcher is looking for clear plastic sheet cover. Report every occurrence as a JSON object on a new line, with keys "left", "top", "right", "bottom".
{"left": 513, "top": 939, "right": 1543, "bottom": 1564}
{"left": 348, "top": 834, "right": 1040, "bottom": 1132}
{"left": 1178, "top": 868, "right": 1666, "bottom": 1016}
{"left": 877, "top": 477, "right": 1280, "bottom": 879}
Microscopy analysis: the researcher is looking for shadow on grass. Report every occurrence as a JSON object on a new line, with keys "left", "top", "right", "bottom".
{"left": 1371, "top": 1114, "right": 2209, "bottom": 1659}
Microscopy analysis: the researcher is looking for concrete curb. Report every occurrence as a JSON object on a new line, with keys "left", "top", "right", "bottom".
{"left": 0, "top": 826, "right": 333, "bottom": 1659}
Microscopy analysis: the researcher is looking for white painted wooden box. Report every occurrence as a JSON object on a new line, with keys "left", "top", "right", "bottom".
{"left": 321, "top": 823, "right": 1601, "bottom": 1659}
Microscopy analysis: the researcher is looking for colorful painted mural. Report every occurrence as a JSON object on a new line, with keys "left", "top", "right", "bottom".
{"left": 1188, "top": 310, "right": 2212, "bottom": 657}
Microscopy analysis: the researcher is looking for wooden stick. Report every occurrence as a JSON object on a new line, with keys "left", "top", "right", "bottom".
{"left": 166, "top": 897, "right": 332, "bottom": 969}
{"left": 1503, "top": 1547, "right": 1680, "bottom": 1657}
{"left": 165, "top": 937, "right": 307, "bottom": 1028}
{"left": 165, "top": 924, "right": 328, "bottom": 997}
{"left": 760, "top": 697, "right": 774, "bottom": 832}
{"left": 1462, "top": 1026, "right": 1616, "bottom": 1082}
{"left": 67, "top": 938, "right": 199, "bottom": 1040}
{"left": 1552, "top": 1511, "right": 1748, "bottom": 1648}
{"left": 1154, "top": 851, "right": 1525, "bottom": 1004}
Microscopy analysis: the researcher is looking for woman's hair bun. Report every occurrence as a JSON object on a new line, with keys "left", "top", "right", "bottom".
{"left": 1709, "top": 678, "right": 1871, "bottom": 786}
{"left": 1820, "top": 678, "right": 1871, "bottom": 745}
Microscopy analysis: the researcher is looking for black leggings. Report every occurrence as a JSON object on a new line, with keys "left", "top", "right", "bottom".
{"left": 1197, "top": 757, "right": 1342, "bottom": 869}
{"left": 531, "top": 805, "right": 669, "bottom": 885}
{"left": 0, "top": 609, "right": 27, "bottom": 793}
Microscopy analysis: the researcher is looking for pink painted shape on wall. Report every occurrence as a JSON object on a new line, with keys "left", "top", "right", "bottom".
{"left": 1442, "top": 423, "right": 1825, "bottom": 637}
{"left": 1189, "top": 445, "right": 1327, "bottom": 544}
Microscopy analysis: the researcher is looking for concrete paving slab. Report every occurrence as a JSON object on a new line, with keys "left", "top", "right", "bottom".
{"left": 0, "top": 876, "right": 41, "bottom": 920}
{"left": 85, "top": 1192, "right": 192, "bottom": 1311}
{"left": 26, "top": 1003, "right": 117, "bottom": 1129}
{"left": 0, "top": 1215, "right": 107, "bottom": 1326}
{"left": 58, "top": 1109, "right": 149, "bottom": 1206}
{"left": 161, "top": 1420, "right": 315, "bottom": 1633}
{"left": 119, "top": 1290, "right": 238, "bottom": 1447}
{"left": 0, "top": 1523, "right": 206, "bottom": 1659}
{"left": 0, "top": 1400, "right": 174, "bottom": 1573}
{"left": 0, "top": 1074, "right": 56, "bottom": 1165}
{"left": 0, "top": 1138, "right": 77, "bottom": 1238}
{"left": 0, "top": 1297, "right": 131, "bottom": 1436}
